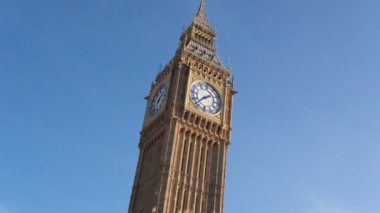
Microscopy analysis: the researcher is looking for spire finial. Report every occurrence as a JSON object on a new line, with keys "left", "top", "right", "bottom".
{"left": 201, "top": 0, "right": 205, "bottom": 8}
{"left": 193, "top": 0, "right": 214, "bottom": 33}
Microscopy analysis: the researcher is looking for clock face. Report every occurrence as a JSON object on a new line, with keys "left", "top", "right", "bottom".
{"left": 150, "top": 84, "right": 168, "bottom": 117}
{"left": 190, "top": 81, "right": 222, "bottom": 115}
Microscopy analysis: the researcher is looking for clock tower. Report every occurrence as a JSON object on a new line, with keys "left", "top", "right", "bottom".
{"left": 128, "top": 1, "right": 235, "bottom": 212}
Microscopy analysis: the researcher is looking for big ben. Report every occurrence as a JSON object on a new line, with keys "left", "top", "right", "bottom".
{"left": 128, "top": 1, "right": 235, "bottom": 212}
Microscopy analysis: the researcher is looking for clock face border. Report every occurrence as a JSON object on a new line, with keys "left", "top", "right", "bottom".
{"left": 150, "top": 84, "right": 168, "bottom": 117}
{"left": 189, "top": 81, "right": 223, "bottom": 116}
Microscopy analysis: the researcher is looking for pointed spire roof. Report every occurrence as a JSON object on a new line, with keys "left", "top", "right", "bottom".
{"left": 193, "top": 0, "right": 215, "bottom": 33}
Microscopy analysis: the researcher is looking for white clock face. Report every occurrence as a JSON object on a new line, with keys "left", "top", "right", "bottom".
{"left": 190, "top": 81, "right": 222, "bottom": 115}
{"left": 150, "top": 84, "right": 168, "bottom": 117}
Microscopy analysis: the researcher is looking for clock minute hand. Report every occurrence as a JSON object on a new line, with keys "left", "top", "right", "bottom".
{"left": 156, "top": 95, "right": 162, "bottom": 104}
{"left": 196, "top": 95, "right": 211, "bottom": 104}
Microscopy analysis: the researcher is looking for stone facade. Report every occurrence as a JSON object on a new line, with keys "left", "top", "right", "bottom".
{"left": 128, "top": 1, "right": 235, "bottom": 212}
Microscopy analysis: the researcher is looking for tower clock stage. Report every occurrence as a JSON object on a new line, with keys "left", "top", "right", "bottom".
{"left": 128, "top": 0, "right": 236, "bottom": 212}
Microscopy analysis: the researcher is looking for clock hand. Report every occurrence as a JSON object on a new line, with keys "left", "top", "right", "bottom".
{"left": 156, "top": 95, "right": 162, "bottom": 104}
{"left": 196, "top": 95, "right": 211, "bottom": 104}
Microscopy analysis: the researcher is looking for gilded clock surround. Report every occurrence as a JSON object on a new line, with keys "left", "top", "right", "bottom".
{"left": 189, "top": 80, "right": 222, "bottom": 116}
{"left": 143, "top": 75, "right": 172, "bottom": 127}
{"left": 128, "top": 1, "right": 235, "bottom": 212}
{"left": 150, "top": 84, "right": 169, "bottom": 117}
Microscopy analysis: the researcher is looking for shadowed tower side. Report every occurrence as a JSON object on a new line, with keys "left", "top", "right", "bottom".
{"left": 128, "top": 1, "right": 236, "bottom": 212}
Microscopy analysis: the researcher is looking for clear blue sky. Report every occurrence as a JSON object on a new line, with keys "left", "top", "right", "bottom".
{"left": 1, "top": 0, "right": 380, "bottom": 212}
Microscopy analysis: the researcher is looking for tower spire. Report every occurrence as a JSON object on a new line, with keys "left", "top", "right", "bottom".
{"left": 193, "top": 0, "right": 214, "bottom": 33}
